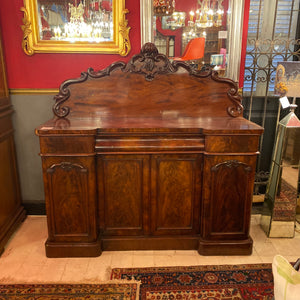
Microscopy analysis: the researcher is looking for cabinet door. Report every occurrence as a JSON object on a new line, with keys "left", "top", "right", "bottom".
{"left": 43, "top": 156, "right": 98, "bottom": 243}
{"left": 0, "top": 29, "right": 25, "bottom": 256}
{"left": 97, "top": 155, "right": 150, "bottom": 236}
{"left": 151, "top": 154, "right": 202, "bottom": 235}
{"left": 202, "top": 155, "right": 256, "bottom": 240}
{"left": 0, "top": 135, "right": 22, "bottom": 229}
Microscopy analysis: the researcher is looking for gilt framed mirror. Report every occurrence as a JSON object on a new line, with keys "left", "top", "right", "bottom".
{"left": 140, "top": 0, "right": 245, "bottom": 82}
{"left": 21, "top": 0, "right": 131, "bottom": 56}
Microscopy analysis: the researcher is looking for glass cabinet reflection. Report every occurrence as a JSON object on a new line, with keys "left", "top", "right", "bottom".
{"left": 153, "top": 0, "right": 230, "bottom": 75}
{"left": 261, "top": 108, "right": 300, "bottom": 238}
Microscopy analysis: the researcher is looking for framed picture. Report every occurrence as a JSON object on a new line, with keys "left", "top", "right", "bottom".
{"left": 21, "top": 0, "right": 131, "bottom": 56}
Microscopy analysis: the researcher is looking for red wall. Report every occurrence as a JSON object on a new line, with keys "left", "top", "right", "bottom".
{"left": 0, "top": 0, "right": 141, "bottom": 89}
{"left": 0, "top": 0, "right": 249, "bottom": 89}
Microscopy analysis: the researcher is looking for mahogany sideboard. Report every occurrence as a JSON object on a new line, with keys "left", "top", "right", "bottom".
{"left": 36, "top": 43, "right": 263, "bottom": 257}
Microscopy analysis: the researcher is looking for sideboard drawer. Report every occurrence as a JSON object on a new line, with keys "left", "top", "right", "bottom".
{"left": 205, "top": 135, "right": 260, "bottom": 153}
{"left": 96, "top": 135, "right": 205, "bottom": 152}
{"left": 39, "top": 136, "right": 95, "bottom": 155}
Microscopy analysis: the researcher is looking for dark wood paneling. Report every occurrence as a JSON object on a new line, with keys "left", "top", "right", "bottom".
{"left": 47, "top": 162, "right": 90, "bottom": 237}
{"left": 98, "top": 155, "right": 149, "bottom": 236}
{"left": 201, "top": 155, "right": 256, "bottom": 241}
{"left": 0, "top": 138, "right": 19, "bottom": 216}
{"left": 151, "top": 154, "right": 202, "bottom": 235}
{"left": 39, "top": 136, "right": 95, "bottom": 154}
{"left": 205, "top": 135, "right": 260, "bottom": 153}
{"left": 42, "top": 156, "right": 98, "bottom": 243}
{"left": 36, "top": 44, "right": 263, "bottom": 256}
{"left": 0, "top": 29, "right": 26, "bottom": 256}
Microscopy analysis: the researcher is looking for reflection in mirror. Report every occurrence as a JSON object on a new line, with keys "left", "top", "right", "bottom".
{"left": 153, "top": 0, "right": 230, "bottom": 76}
{"left": 21, "top": 0, "right": 130, "bottom": 56}
{"left": 261, "top": 110, "right": 300, "bottom": 238}
{"left": 37, "top": 0, "right": 113, "bottom": 42}
{"left": 141, "top": 0, "right": 244, "bottom": 82}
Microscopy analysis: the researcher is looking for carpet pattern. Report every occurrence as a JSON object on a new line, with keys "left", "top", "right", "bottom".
{"left": 0, "top": 282, "right": 139, "bottom": 299}
{"left": 111, "top": 264, "right": 274, "bottom": 299}
{"left": 273, "top": 179, "right": 297, "bottom": 221}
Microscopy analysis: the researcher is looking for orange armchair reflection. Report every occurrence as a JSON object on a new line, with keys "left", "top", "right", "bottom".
{"left": 173, "top": 37, "right": 205, "bottom": 62}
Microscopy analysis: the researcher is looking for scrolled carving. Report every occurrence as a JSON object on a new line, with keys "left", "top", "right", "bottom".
{"left": 20, "top": 6, "right": 34, "bottom": 56}
{"left": 53, "top": 62, "right": 126, "bottom": 117}
{"left": 52, "top": 43, "right": 243, "bottom": 118}
{"left": 172, "top": 61, "right": 213, "bottom": 78}
{"left": 47, "top": 162, "right": 88, "bottom": 173}
{"left": 53, "top": 72, "right": 88, "bottom": 118}
{"left": 211, "top": 160, "right": 252, "bottom": 173}
{"left": 87, "top": 62, "right": 126, "bottom": 78}
{"left": 119, "top": 9, "right": 131, "bottom": 57}
{"left": 211, "top": 72, "right": 243, "bottom": 117}
{"left": 125, "top": 42, "right": 177, "bottom": 81}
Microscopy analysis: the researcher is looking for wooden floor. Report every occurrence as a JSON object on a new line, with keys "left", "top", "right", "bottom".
{"left": 0, "top": 215, "right": 300, "bottom": 284}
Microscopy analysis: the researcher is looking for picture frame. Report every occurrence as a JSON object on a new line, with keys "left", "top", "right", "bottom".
{"left": 21, "top": 0, "right": 131, "bottom": 56}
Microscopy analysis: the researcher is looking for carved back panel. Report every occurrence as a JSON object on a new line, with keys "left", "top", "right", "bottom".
{"left": 53, "top": 43, "right": 243, "bottom": 119}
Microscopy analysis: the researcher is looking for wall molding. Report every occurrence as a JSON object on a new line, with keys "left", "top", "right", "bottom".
{"left": 9, "top": 89, "right": 58, "bottom": 95}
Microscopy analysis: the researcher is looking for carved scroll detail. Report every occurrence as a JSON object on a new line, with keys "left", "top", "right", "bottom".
{"left": 125, "top": 42, "right": 176, "bottom": 81}
{"left": 47, "top": 162, "right": 88, "bottom": 173}
{"left": 119, "top": 9, "right": 131, "bottom": 56}
{"left": 53, "top": 72, "right": 89, "bottom": 117}
{"left": 211, "top": 72, "right": 244, "bottom": 117}
{"left": 20, "top": 6, "right": 34, "bottom": 56}
{"left": 52, "top": 43, "right": 243, "bottom": 118}
{"left": 53, "top": 62, "right": 126, "bottom": 117}
{"left": 211, "top": 160, "right": 252, "bottom": 173}
{"left": 87, "top": 62, "right": 126, "bottom": 78}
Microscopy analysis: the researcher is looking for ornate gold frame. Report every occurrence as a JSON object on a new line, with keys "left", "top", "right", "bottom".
{"left": 21, "top": 0, "right": 131, "bottom": 56}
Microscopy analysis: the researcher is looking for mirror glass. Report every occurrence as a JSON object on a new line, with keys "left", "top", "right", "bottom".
{"left": 21, "top": 0, "right": 131, "bottom": 56}
{"left": 261, "top": 117, "right": 300, "bottom": 238}
{"left": 141, "top": 0, "right": 244, "bottom": 82}
{"left": 37, "top": 0, "right": 113, "bottom": 42}
{"left": 153, "top": 0, "right": 230, "bottom": 76}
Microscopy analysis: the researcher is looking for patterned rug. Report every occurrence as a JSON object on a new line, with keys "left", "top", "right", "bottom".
{"left": 111, "top": 264, "right": 274, "bottom": 299}
{"left": 272, "top": 179, "right": 298, "bottom": 221}
{"left": 0, "top": 282, "right": 139, "bottom": 299}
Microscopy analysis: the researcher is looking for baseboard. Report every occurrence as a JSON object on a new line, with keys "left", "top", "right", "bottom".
{"left": 22, "top": 201, "right": 46, "bottom": 215}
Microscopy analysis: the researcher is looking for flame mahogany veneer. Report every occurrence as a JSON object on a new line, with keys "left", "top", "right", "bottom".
{"left": 36, "top": 43, "right": 263, "bottom": 257}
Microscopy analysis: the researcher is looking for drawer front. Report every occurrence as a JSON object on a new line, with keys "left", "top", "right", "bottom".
{"left": 205, "top": 135, "right": 260, "bottom": 153}
{"left": 96, "top": 135, "right": 205, "bottom": 153}
{"left": 39, "top": 136, "right": 95, "bottom": 155}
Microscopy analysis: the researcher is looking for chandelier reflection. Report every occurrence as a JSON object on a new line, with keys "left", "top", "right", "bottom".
{"left": 157, "top": 0, "right": 225, "bottom": 31}
{"left": 40, "top": 0, "right": 113, "bottom": 42}
{"left": 189, "top": 0, "right": 224, "bottom": 28}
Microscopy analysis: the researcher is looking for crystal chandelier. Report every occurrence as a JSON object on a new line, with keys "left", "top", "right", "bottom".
{"left": 188, "top": 0, "right": 224, "bottom": 28}
{"left": 52, "top": 0, "right": 113, "bottom": 42}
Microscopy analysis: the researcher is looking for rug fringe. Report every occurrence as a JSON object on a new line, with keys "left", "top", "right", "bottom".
{"left": 0, "top": 279, "right": 141, "bottom": 285}
{"left": 0, "top": 280, "right": 141, "bottom": 300}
